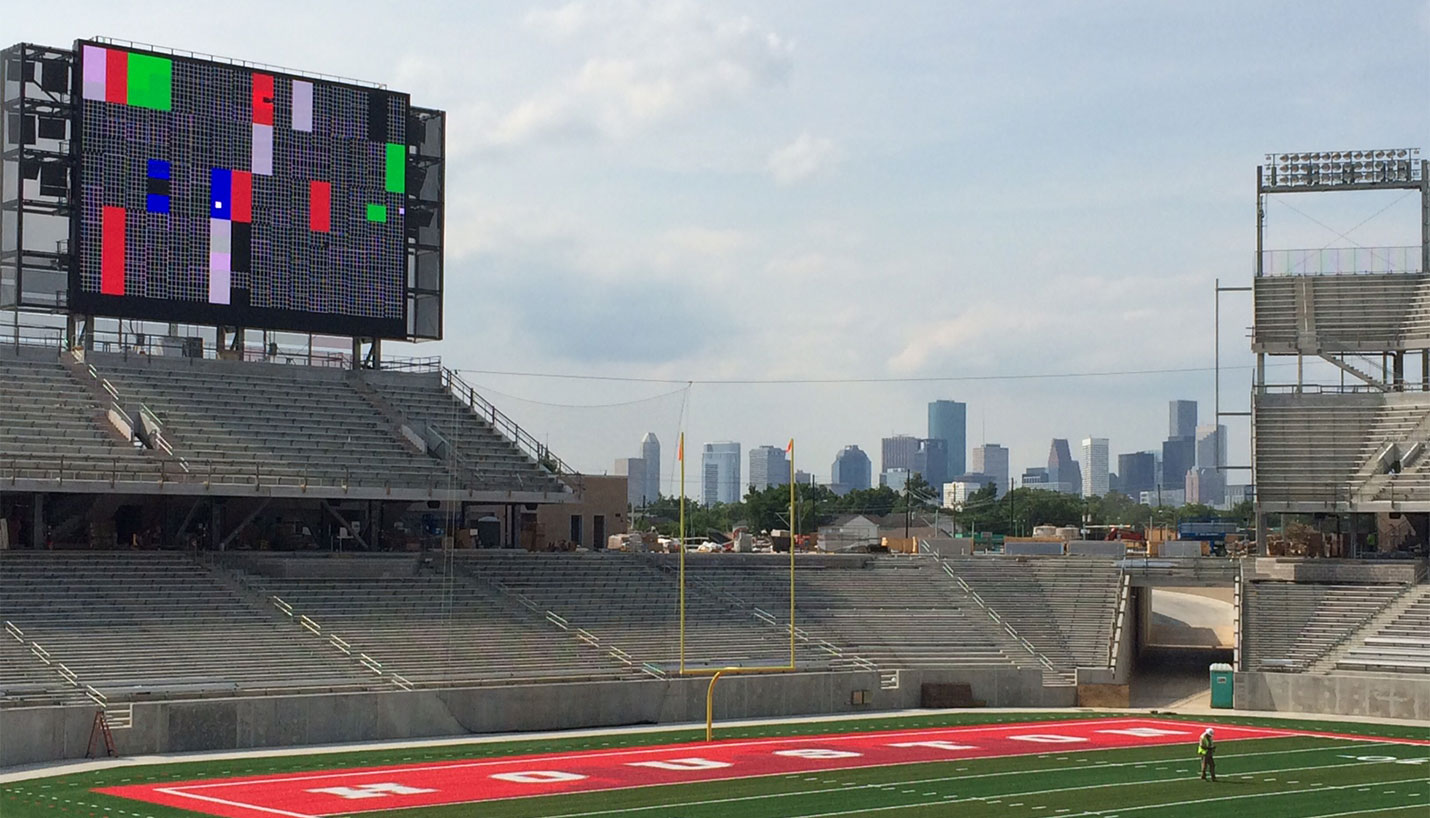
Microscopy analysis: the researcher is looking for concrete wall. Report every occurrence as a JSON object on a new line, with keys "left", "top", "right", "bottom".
{"left": 1004, "top": 541, "right": 1063, "bottom": 556}
{"left": 1, "top": 667, "right": 1074, "bottom": 767}
{"left": 1234, "top": 671, "right": 1430, "bottom": 721}
{"left": 1067, "top": 541, "right": 1124, "bottom": 558}
{"left": 1246, "top": 558, "right": 1425, "bottom": 585}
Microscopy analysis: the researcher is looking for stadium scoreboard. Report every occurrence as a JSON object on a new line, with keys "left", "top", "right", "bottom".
{"left": 56, "top": 40, "right": 441, "bottom": 338}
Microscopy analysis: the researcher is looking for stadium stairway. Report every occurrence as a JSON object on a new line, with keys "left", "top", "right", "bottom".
{"left": 1331, "top": 583, "right": 1430, "bottom": 674}
{"left": 1240, "top": 581, "right": 1404, "bottom": 673}
{"left": 652, "top": 553, "right": 1037, "bottom": 679}
{"left": 363, "top": 369, "right": 569, "bottom": 496}
{"left": 939, "top": 555, "right": 1121, "bottom": 685}
{"left": 455, "top": 551, "right": 834, "bottom": 673}
{"left": 0, "top": 348, "right": 166, "bottom": 485}
{"left": 225, "top": 558, "right": 644, "bottom": 688}
{"left": 86, "top": 353, "right": 453, "bottom": 491}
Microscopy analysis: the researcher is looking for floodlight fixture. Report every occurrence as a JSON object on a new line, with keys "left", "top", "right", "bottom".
{"left": 1261, "top": 147, "right": 1421, "bottom": 190}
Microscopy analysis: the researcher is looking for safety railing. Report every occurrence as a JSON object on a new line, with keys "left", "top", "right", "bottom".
{"left": 440, "top": 367, "right": 579, "bottom": 487}
{"left": 1258, "top": 246, "right": 1422, "bottom": 277}
{"left": 268, "top": 596, "right": 409, "bottom": 691}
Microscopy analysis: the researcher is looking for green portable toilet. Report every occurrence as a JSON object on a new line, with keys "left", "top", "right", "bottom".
{"left": 1209, "top": 662, "right": 1234, "bottom": 709}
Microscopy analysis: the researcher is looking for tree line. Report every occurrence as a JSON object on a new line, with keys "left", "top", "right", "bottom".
{"left": 635, "top": 476, "right": 1252, "bottom": 540}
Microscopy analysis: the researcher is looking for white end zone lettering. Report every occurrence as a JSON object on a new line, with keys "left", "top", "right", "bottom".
{"left": 1009, "top": 734, "right": 1089, "bottom": 744}
{"left": 1097, "top": 728, "right": 1190, "bottom": 738}
{"left": 305, "top": 783, "right": 437, "bottom": 799}
{"left": 888, "top": 741, "right": 977, "bottom": 751}
{"left": 490, "top": 771, "right": 589, "bottom": 784}
{"left": 774, "top": 748, "right": 864, "bottom": 759}
{"left": 628, "top": 758, "right": 733, "bottom": 771}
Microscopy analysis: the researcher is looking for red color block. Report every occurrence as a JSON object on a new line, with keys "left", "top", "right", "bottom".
{"left": 101, "top": 206, "right": 126, "bottom": 295}
{"left": 231, "top": 170, "right": 252, "bottom": 223}
{"left": 309, "top": 180, "right": 330, "bottom": 232}
{"left": 105, "top": 49, "right": 127, "bottom": 104}
{"left": 252, "top": 73, "right": 274, "bottom": 126}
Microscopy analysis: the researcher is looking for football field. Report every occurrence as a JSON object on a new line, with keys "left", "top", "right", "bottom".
{"left": 3, "top": 712, "right": 1426, "bottom": 818}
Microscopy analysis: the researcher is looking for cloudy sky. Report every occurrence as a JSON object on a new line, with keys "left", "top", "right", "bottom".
{"left": 13, "top": 1, "right": 1430, "bottom": 494}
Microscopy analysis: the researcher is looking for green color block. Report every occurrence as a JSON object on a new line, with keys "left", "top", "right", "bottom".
{"left": 366, "top": 203, "right": 387, "bottom": 223}
{"left": 385, "top": 142, "right": 404, "bottom": 193}
{"left": 127, "top": 53, "right": 172, "bottom": 111}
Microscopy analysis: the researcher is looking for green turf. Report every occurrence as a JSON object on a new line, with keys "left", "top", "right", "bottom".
{"left": 2, "top": 712, "right": 1426, "bottom": 818}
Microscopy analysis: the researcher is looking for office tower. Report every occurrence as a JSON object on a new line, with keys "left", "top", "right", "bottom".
{"left": 1047, "top": 439, "right": 1082, "bottom": 495}
{"left": 927, "top": 399, "right": 967, "bottom": 481}
{"left": 1186, "top": 467, "right": 1226, "bottom": 506}
{"left": 640, "top": 432, "right": 661, "bottom": 503}
{"left": 1195, "top": 424, "right": 1228, "bottom": 471}
{"left": 1022, "top": 466, "right": 1050, "bottom": 486}
{"left": 881, "top": 434, "right": 920, "bottom": 477}
{"left": 971, "top": 443, "right": 1010, "bottom": 498}
{"left": 794, "top": 469, "right": 814, "bottom": 485}
{"left": 1169, "top": 400, "right": 1198, "bottom": 440}
{"left": 913, "top": 438, "right": 949, "bottom": 490}
{"left": 1118, "top": 451, "right": 1157, "bottom": 498}
{"left": 1162, "top": 436, "right": 1196, "bottom": 490}
{"left": 748, "top": 445, "right": 790, "bottom": 492}
{"left": 831, "top": 445, "right": 872, "bottom": 493}
{"left": 701, "top": 442, "right": 741, "bottom": 505}
{"left": 1194, "top": 424, "right": 1228, "bottom": 505}
{"left": 1081, "top": 437, "right": 1109, "bottom": 498}
{"left": 613, "top": 457, "right": 646, "bottom": 509}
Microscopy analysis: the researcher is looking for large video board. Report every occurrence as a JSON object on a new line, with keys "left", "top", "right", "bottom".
{"left": 71, "top": 41, "right": 409, "bottom": 337}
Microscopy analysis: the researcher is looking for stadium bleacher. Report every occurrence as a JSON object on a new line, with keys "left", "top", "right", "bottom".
{"left": 456, "top": 551, "right": 832, "bottom": 672}
{"left": 239, "top": 567, "right": 643, "bottom": 687}
{"left": 0, "top": 348, "right": 161, "bottom": 484}
{"left": 1336, "top": 585, "right": 1430, "bottom": 673}
{"left": 1240, "top": 581, "right": 1403, "bottom": 672}
{"left": 659, "top": 553, "right": 1036, "bottom": 676}
{"left": 941, "top": 555, "right": 1121, "bottom": 684}
{"left": 0, "top": 551, "right": 377, "bottom": 702}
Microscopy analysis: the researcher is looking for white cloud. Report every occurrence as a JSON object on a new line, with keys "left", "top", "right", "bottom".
{"left": 767, "top": 133, "right": 843, "bottom": 185}
{"left": 484, "top": 0, "right": 793, "bottom": 148}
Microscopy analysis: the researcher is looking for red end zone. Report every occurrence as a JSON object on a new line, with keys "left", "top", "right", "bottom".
{"left": 97, "top": 717, "right": 1411, "bottom": 818}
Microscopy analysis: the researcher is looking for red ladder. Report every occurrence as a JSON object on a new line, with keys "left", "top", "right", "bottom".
{"left": 86, "top": 709, "right": 117, "bottom": 758}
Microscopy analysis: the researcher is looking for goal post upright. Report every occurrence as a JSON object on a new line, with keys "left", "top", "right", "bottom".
{"left": 679, "top": 437, "right": 799, "bottom": 740}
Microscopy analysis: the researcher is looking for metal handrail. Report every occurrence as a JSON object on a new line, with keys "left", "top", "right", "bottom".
{"left": 440, "top": 367, "right": 578, "bottom": 481}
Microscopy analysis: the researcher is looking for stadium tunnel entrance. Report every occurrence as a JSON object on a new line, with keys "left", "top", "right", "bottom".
{"left": 1125, "top": 585, "right": 1235, "bottom": 708}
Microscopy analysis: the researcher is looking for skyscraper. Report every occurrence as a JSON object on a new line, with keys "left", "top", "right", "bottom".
{"left": 640, "top": 432, "right": 661, "bottom": 503}
{"left": 1047, "top": 439, "right": 1082, "bottom": 495}
{"left": 1162, "top": 437, "right": 1196, "bottom": 490}
{"left": 971, "top": 443, "right": 1010, "bottom": 498}
{"left": 1118, "top": 451, "right": 1157, "bottom": 498}
{"left": 927, "top": 400, "right": 967, "bottom": 482}
{"left": 913, "top": 438, "right": 949, "bottom": 490}
{"left": 1194, "top": 424, "right": 1228, "bottom": 505}
{"left": 1169, "top": 400, "right": 1198, "bottom": 440}
{"left": 881, "top": 434, "right": 920, "bottom": 476}
{"left": 1081, "top": 437, "right": 1110, "bottom": 498}
{"left": 831, "top": 445, "right": 872, "bottom": 493}
{"left": 701, "top": 442, "right": 741, "bottom": 505}
{"left": 748, "top": 445, "right": 789, "bottom": 492}
{"left": 613, "top": 457, "right": 646, "bottom": 508}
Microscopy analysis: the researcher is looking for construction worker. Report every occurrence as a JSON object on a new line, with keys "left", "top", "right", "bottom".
{"left": 1198, "top": 727, "right": 1217, "bottom": 781}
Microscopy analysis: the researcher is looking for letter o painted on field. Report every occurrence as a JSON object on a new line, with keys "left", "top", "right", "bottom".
{"left": 490, "top": 771, "right": 588, "bottom": 784}
{"left": 773, "top": 748, "right": 863, "bottom": 759}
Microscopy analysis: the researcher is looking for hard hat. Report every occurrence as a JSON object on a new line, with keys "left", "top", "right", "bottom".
{"left": 1204, "top": 727, "right": 1214, "bottom": 735}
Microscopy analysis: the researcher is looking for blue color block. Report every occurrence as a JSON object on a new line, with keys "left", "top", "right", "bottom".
{"left": 146, "top": 194, "right": 170, "bottom": 214}
{"left": 147, "top": 159, "right": 170, "bottom": 180}
{"left": 210, "top": 168, "right": 231, "bottom": 220}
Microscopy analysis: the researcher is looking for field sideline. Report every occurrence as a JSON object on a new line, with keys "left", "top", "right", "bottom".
{"left": 2, "top": 711, "right": 1426, "bottom": 818}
